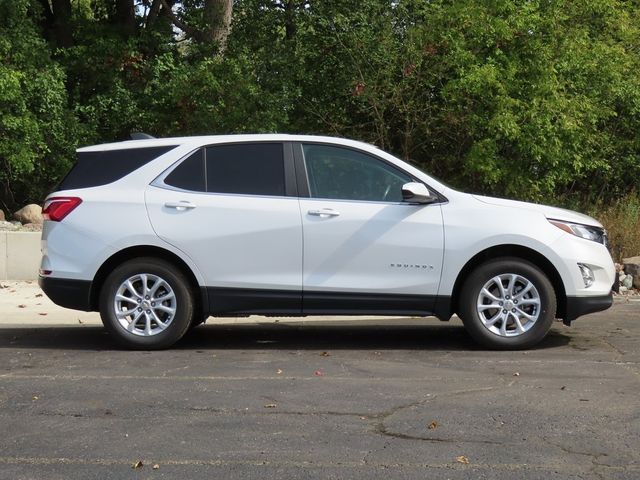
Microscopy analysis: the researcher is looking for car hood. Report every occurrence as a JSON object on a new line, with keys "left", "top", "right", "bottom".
{"left": 472, "top": 195, "right": 603, "bottom": 228}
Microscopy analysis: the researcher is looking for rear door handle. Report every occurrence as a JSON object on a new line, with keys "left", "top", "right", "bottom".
{"left": 165, "top": 201, "right": 197, "bottom": 211}
{"left": 308, "top": 208, "right": 340, "bottom": 217}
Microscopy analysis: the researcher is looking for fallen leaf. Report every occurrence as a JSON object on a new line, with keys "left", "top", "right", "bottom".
{"left": 18, "top": 304, "right": 26, "bottom": 308}
{"left": 132, "top": 460, "right": 143, "bottom": 469}
{"left": 560, "top": 386, "right": 566, "bottom": 390}
{"left": 32, "top": 396, "right": 39, "bottom": 401}
{"left": 35, "top": 293, "right": 43, "bottom": 298}
{"left": 152, "top": 464, "right": 160, "bottom": 470}
{"left": 428, "top": 421, "right": 438, "bottom": 430}
{"left": 314, "top": 370, "right": 325, "bottom": 377}
{"left": 320, "top": 351, "right": 330, "bottom": 357}
{"left": 38, "top": 313, "right": 47, "bottom": 316}
{"left": 276, "top": 369, "right": 283, "bottom": 374}
{"left": 456, "top": 455, "right": 469, "bottom": 464}
{"left": 513, "top": 372, "right": 520, "bottom": 377}
{"left": 263, "top": 403, "right": 277, "bottom": 408}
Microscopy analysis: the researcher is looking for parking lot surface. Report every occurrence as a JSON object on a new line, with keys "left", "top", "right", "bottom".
{"left": 0, "top": 285, "right": 638, "bottom": 479}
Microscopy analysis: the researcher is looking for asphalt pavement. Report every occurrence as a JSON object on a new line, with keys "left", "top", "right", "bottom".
{"left": 0, "top": 289, "right": 639, "bottom": 479}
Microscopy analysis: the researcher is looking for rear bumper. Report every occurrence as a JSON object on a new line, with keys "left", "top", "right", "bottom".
{"left": 38, "top": 276, "right": 93, "bottom": 311}
{"left": 564, "top": 293, "right": 613, "bottom": 323}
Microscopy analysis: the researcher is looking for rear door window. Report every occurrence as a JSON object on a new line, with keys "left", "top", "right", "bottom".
{"left": 205, "top": 143, "right": 285, "bottom": 196}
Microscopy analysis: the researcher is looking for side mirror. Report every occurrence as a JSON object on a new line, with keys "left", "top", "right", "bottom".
{"left": 401, "top": 182, "right": 437, "bottom": 204}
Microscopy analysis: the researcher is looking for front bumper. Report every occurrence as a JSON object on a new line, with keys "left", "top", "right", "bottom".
{"left": 563, "top": 293, "right": 613, "bottom": 323}
{"left": 38, "top": 276, "right": 93, "bottom": 311}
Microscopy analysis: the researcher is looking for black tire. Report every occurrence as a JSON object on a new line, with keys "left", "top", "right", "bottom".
{"left": 458, "top": 257, "right": 556, "bottom": 350}
{"left": 99, "top": 257, "right": 195, "bottom": 349}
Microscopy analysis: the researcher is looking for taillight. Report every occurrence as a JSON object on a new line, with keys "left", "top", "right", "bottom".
{"left": 43, "top": 197, "right": 82, "bottom": 222}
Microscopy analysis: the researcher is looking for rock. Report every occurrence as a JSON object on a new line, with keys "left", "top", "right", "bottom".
{"left": 0, "top": 210, "right": 4, "bottom": 221}
{"left": 13, "top": 204, "right": 43, "bottom": 225}
{"left": 622, "top": 274, "right": 634, "bottom": 289}
{"left": 623, "top": 256, "right": 640, "bottom": 290}
{"left": 0, "top": 220, "right": 19, "bottom": 231}
{"left": 613, "top": 263, "right": 623, "bottom": 292}
{"left": 22, "top": 223, "right": 42, "bottom": 232}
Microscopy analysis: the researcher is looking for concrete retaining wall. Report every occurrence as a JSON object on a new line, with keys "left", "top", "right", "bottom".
{"left": 0, "top": 232, "right": 41, "bottom": 281}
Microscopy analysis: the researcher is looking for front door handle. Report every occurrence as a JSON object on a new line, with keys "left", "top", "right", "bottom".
{"left": 308, "top": 208, "right": 340, "bottom": 217}
{"left": 165, "top": 201, "right": 197, "bottom": 211}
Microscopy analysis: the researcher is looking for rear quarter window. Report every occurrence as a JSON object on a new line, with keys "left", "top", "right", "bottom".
{"left": 164, "top": 149, "right": 206, "bottom": 192}
{"left": 57, "top": 145, "right": 177, "bottom": 190}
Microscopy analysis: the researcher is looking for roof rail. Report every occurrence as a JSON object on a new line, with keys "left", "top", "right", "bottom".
{"left": 130, "top": 132, "right": 155, "bottom": 140}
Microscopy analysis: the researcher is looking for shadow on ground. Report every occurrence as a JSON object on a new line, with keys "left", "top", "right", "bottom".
{"left": 0, "top": 322, "right": 571, "bottom": 351}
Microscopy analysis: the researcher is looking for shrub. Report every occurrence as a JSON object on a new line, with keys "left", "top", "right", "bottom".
{"left": 590, "top": 194, "right": 640, "bottom": 262}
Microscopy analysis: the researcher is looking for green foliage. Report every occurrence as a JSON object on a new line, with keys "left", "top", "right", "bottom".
{"left": 232, "top": 0, "right": 640, "bottom": 205}
{"left": 139, "top": 53, "right": 284, "bottom": 135}
{"left": 1, "top": 0, "right": 639, "bottom": 214}
{"left": 0, "top": 0, "right": 77, "bottom": 209}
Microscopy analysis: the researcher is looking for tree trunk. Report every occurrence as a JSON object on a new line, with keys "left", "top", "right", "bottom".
{"left": 203, "top": 0, "right": 232, "bottom": 52}
{"left": 284, "top": 0, "right": 296, "bottom": 40}
{"left": 51, "top": 0, "right": 73, "bottom": 47}
{"left": 113, "top": 0, "right": 136, "bottom": 37}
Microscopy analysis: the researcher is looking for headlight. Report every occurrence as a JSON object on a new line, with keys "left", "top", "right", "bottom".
{"left": 548, "top": 219, "right": 608, "bottom": 246}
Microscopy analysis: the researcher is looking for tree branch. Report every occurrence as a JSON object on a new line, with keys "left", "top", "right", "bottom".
{"left": 36, "top": 0, "right": 54, "bottom": 23}
{"left": 159, "top": 0, "right": 200, "bottom": 39}
{"left": 145, "top": 0, "right": 162, "bottom": 28}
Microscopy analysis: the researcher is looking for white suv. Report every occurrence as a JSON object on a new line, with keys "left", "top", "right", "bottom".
{"left": 39, "top": 134, "right": 615, "bottom": 349}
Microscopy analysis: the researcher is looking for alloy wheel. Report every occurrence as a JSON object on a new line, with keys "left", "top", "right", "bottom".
{"left": 476, "top": 273, "right": 541, "bottom": 337}
{"left": 113, "top": 273, "right": 177, "bottom": 336}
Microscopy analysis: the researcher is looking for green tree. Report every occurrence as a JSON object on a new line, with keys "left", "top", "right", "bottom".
{"left": 0, "top": 0, "right": 77, "bottom": 210}
{"left": 1, "top": 0, "right": 639, "bottom": 211}
{"left": 232, "top": 0, "right": 640, "bottom": 203}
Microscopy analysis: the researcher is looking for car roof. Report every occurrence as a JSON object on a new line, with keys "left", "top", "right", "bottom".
{"left": 76, "top": 134, "right": 379, "bottom": 153}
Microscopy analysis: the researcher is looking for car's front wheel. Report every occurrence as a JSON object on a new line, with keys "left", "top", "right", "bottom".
{"left": 458, "top": 258, "right": 557, "bottom": 349}
{"left": 99, "top": 257, "right": 194, "bottom": 349}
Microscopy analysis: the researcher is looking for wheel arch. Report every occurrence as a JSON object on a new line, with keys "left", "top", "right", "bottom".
{"left": 89, "top": 245, "right": 206, "bottom": 312}
{"left": 447, "top": 245, "right": 567, "bottom": 320}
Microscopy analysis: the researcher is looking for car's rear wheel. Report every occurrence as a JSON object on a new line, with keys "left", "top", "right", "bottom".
{"left": 458, "top": 258, "right": 556, "bottom": 349}
{"left": 99, "top": 257, "right": 194, "bottom": 349}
